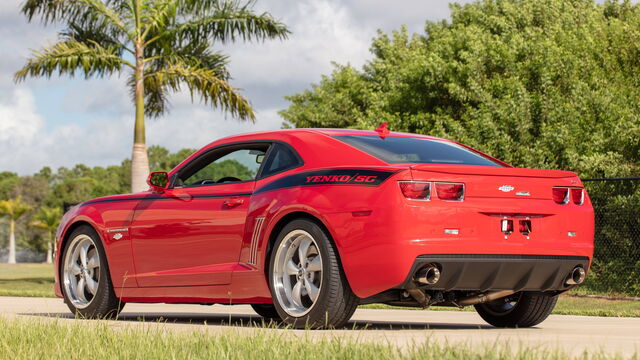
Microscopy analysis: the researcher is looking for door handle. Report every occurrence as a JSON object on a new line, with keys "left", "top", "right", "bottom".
{"left": 223, "top": 198, "right": 244, "bottom": 207}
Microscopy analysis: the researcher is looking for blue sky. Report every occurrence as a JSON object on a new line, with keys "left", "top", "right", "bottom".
{"left": 0, "top": 0, "right": 474, "bottom": 174}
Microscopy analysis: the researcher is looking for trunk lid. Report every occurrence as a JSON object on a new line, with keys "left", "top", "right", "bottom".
{"left": 410, "top": 165, "right": 580, "bottom": 200}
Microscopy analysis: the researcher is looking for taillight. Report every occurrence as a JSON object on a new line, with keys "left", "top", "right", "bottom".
{"left": 399, "top": 181, "right": 431, "bottom": 200}
{"left": 435, "top": 182, "right": 465, "bottom": 201}
{"left": 571, "top": 188, "right": 584, "bottom": 205}
{"left": 553, "top": 187, "right": 584, "bottom": 205}
{"left": 552, "top": 187, "right": 569, "bottom": 204}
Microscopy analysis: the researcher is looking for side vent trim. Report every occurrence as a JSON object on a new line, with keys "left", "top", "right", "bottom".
{"left": 248, "top": 217, "right": 265, "bottom": 266}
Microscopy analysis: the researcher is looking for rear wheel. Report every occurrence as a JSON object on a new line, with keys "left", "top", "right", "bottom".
{"left": 474, "top": 292, "right": 558, "bottom": 327}
{"left": 61, "top": 225, "right": 124, "bottom": 319}
{"left": 268, "top": 219, "right": 358, "bottom": 328}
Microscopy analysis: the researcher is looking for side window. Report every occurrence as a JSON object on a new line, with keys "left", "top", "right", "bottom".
{"left": 260, "top": 143, "right": 301, "bottom": 178}
{"left": 177, "top": 145, "right": 269, "bottom": 187}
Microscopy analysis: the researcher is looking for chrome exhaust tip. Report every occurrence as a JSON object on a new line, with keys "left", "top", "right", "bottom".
{"left": 416, "top": 265, "right": 441, "bottom": 285}
{"left": 565, "top": 266, "right": 586, "bottom": 286}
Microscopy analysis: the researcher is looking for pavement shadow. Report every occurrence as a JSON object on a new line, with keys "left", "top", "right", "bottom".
{"left": 21, "top": 311, "right": 496, "bottom": 330}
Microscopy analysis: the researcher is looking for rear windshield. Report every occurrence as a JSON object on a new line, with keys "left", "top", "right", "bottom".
{"left": 335, "top": 135, "right": 501, "bottom": 167}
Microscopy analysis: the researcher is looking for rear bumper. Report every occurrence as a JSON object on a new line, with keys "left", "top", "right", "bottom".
{"left": 398, "top": 254, "right": 590, "bottom": 292}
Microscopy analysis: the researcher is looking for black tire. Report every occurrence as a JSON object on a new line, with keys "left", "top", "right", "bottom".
{"left": 268, "top": 219, "right": 358, "bottom": 329}
{"left": 250, "top": 304, "right": 281, "bottom": 320}
{"left": 474, "top": 292, "right": 558, "bottom": 328}
{"left": 60, "top": 225, "right": 125, "bottom": 319}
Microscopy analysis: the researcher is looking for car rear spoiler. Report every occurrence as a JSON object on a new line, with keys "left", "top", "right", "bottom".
{"left": 410, "top": 164, "right": 577, "bottom": 178}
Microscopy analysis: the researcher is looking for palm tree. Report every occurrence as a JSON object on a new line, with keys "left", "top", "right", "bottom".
{"left": 0, "top": 198, "right": 33, "bottom": 264}
{"left": 31, "top": 206, "right": 62, "bottom": 264}
{"left": 16, "top": 0, "right": 289, "bottom": 192}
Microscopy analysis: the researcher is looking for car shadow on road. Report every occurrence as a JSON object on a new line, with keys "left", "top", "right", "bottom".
{"left": 21, "top": 312, "right": 496, "bottom": 330}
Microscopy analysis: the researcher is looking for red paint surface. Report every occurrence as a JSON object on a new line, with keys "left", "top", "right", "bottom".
{"left": 54, "top": 129, "right": 594, "bottom": 302}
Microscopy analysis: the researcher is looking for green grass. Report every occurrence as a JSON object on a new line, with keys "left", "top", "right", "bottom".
{"left": 0, "top": 263, "right": 55, "bottom": 297}
{"left": 553, "top": 296, "right": 640, "bottom": 317}
{"left": 0, "top": 318, "right": 628, "bottom": 360}
{"left": 1, "top": 264, "right": 638, "bottom": 317}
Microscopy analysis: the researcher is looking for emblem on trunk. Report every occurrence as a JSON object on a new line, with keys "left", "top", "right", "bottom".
{"left": 498, "top": 185, "right": 514, "bottom": 192}
{"left": 516, "top": 191, "right": 531, "bottom": 196}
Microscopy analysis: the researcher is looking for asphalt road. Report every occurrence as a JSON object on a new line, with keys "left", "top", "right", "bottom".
{"left": 1, "top": 296, "right": 638, "bottom": 357}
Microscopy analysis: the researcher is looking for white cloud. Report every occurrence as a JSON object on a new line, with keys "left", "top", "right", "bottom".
{"left": 226, "top": 0, "right": 371, "bottom": 87}
{"left": 0, "top": 94, "right": 132, "bottom": 173}
{"left": 0, "top": 88, "right": 42, "bottom": 144}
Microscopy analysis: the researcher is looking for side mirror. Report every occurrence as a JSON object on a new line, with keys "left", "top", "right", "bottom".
{"left": 256, "top": 154, "right": 265, "bottom": 164}
{"left": 147, "top": 171, "right": 169, "bottom": 192}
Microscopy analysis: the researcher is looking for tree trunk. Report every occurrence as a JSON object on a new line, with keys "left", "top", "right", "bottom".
{"left": 130, "top": 41, "right": 149, "bottom": 193}
{"left": 7, "top": 219, "right": 16, "bottom": 264}
{"left": 46, "top": 230, "right": 52, "bottom": 264}
{"left": 131, "top": 143, "right": 149, "bottom": 193}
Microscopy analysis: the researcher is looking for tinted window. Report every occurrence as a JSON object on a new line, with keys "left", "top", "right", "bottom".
{"left": 260, "top": 143, "right": 301, "bottom": 178}
{"left": 335, "top": 136, "right": 500, "bottom": 166}
{"left": 177, "top": 145, "right": 269, "bottom": 187}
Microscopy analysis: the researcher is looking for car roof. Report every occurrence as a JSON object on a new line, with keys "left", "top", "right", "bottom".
{"left": 215, "top": 128, "right": 449, "bottom": 143}
{"left": 305, "top": 128, "right": 447, "bottom": 140}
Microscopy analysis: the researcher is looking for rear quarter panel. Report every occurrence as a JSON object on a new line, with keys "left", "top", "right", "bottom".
{"left": 246, "top": 164, "right": 594, "bottom": 299}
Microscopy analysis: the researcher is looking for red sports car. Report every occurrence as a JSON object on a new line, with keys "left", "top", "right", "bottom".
{"left": 54, "top": 128, "right": 593, "bottom": 328}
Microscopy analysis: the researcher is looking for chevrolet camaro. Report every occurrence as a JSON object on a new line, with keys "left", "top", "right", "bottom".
{"left": 54, "top": 127, "right": 594, "bottom": 328}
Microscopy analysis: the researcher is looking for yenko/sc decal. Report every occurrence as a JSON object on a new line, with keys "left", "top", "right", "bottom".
{"left": 305, "top": 174, "right": 379, "bottom": 184}
{"left": 256, "top": 169, "right": 396, "bottom": 194}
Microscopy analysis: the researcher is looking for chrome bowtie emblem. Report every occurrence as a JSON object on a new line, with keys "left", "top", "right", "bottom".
{"left": 498, "top": 185, "right": 514, "bottom": 192}
{"left": 112, "top": 233, "right": 123, "bottom": 240}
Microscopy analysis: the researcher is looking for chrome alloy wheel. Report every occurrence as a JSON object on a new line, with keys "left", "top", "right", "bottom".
{"left": 272, "top": 229, "right": 323, "bottom": 317}
{"left": 63, "top": 234, "right": 101, "bottom": 309}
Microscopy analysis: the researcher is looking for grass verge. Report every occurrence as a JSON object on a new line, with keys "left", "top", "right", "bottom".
{"left": 1, "top": 264, "right": 638, "bottom": 317}
{"left": 0, "top": 317, "right": 627, "bottom": 360}
{"left": 0, "top": 263, "right": 55, "bottom": 297}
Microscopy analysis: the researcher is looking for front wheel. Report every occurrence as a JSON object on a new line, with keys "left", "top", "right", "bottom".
{"left": 268, "top": 219, "right": 358, "bottom": 328}
{"left": 61, "top": 225, "right": 125, "bottom": 318}
{"left": 474, "top": 292, "right": 558, "bottom": 327}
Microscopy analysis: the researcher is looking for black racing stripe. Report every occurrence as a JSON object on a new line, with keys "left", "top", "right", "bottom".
{"left": 255, "top": 168, "right": 398, "bottom": 195}
{"left": 81, "top": 192, "right": 253, "bottom": 206}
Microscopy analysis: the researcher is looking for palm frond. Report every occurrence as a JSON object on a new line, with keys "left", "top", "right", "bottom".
{"left": 146, "top": 42, "right": 229, "bottom": 77}
{"left": 15, "top": 40, "right": 132, "bottom": 82}
{"left": 139, "top": 0, "right": 177, "bottom": 40}
{"left": 138, "top": 44, "right": 229, "bottom": 118}
{"left": 61, "top": 22, "right": 133, "bottom": 56}
{"left": 31, "top": 206, "right": 62, "bottom": 230}
{"left": 0, "top": 199, "right": 33, "bottom": 221}
{"left": 22, "top": 0, "right": 132, "bottom": 42}
{"left": 128, "top": 72, "right": 170, "bottom": 118}
{"left": 151, "top": 61, "right": 254, "bottom": 121}
{"left": 147, "top": 0, "right": 289, "bottom": 47}
{"left": 21, "top": 0, "right": 71, "bottom": 23}
{"left": 76, "top": 0, "right": 132, "bottom": 38}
